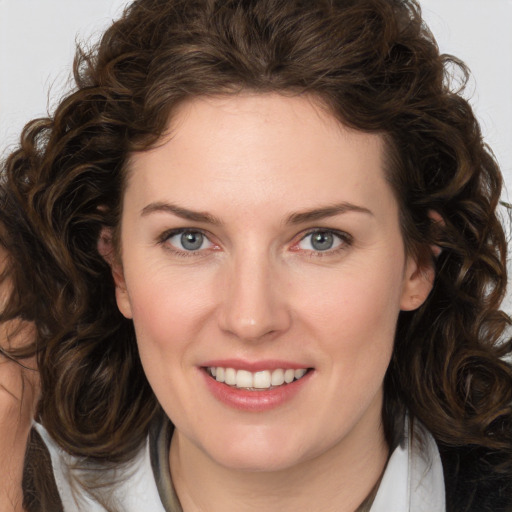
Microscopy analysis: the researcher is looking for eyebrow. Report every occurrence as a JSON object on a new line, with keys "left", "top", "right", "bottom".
{"left": 286, "top": 202, "right": 374, "bottom": 224}
{"left": 141, "top": 200, "right": 373, "bottom": 226}
{"left": 141, "top": 202, "right": 222, "bottom": 225}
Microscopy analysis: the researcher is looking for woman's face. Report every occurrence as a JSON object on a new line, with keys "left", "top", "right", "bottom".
{"left": 114, "top": 93, "right": 432, "bottom": 472}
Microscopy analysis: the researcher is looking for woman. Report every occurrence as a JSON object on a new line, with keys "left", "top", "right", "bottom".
{"left": 1, "top": 0, "right": 511, "bottom": 510}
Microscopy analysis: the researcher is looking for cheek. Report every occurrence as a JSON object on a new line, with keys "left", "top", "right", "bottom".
{"left": 297, "top": 266, "right": 403, "bottom": 425}
{"left": 294, "top": 261, "right": 404, "bottom": 385}
{"left": 125, "top": 264, "right": 216, "bottom": 362}
{"left": 125, "top": 272, "right": 210, "bottom": 414}
{"left": 299, "top": 263, "right": 404, "bottom": 339}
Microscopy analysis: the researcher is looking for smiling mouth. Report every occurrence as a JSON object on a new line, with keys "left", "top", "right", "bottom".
{"left": 205, "top": 366, "right": 311, "bottom": 390}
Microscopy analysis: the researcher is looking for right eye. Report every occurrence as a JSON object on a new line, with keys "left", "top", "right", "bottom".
{"left": 164, "top": 230, "right": 214, "bottom": 252}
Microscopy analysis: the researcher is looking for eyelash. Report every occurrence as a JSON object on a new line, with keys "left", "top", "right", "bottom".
{"left": 157, "top": 228, "right": 353, "bottom": 257}
{"left": 158, "top": 229, "right": 217, "bottom": 257}
{"left": 293, "top": 229, "right": 353, "bottom": 257}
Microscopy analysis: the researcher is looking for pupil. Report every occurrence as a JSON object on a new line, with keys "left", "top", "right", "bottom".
{"left": 311, "top": 232, "right": 333, "bottom": 251}
{"left": 181, "top": 231, "right": 203, "bottom": 250}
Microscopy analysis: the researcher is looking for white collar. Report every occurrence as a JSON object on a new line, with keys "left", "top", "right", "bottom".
{"left": 370, "top": 419, "right": 446, "bottom": 512}
{"left": 35, "top": 416, "right": 445, "bottom": 512}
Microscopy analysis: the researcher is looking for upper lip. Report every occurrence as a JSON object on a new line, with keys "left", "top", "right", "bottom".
{"left": 200, "top": 359, "right": 312, "bottom": 372}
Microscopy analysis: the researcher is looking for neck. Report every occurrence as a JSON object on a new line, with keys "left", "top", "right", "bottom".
{"left": 169, "top": 408, "right": 389, "bottom": 512}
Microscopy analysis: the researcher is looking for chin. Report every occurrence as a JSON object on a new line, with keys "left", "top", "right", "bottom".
{"left": 212, "top": 446, "right": 305, "bottom": 473}
{"left": 197, "top": 425, "right": 320, "bottom": 473}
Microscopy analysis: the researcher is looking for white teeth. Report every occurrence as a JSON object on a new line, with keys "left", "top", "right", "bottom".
{"left": 224, "top": 368, "right": 236, "bottom": 386}
{"left": 271, "top": 368, "right": 285, "bottom": 386}
{"left": 207, "top": 366, "right": 308, "bottom": 390}
{"left": 253, "top": 370, "right": 271, "bottom": 389}
{"left": 236, "top": 369, "right": 253, "bottom": 388}
{"left": 294, "top": 369, "right": 307, "bottom": 379}
{"left": 284, "top": 369, "right": 295, "bottom": 383}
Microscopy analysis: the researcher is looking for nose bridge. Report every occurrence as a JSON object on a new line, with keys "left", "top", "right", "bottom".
{"left": 218, "top": 245, "right": 290, "bottom": 340}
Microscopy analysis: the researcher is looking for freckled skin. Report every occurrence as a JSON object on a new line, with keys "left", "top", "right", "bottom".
{"left": 113, "top": 93, "right": 433, "bottom": 511}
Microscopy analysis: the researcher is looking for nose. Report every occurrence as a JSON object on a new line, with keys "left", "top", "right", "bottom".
{"left": 217, "top": 251, "right": 292, "bottom": 341}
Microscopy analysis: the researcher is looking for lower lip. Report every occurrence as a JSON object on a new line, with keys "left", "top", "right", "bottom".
{"left": 201, "top": 369, "right": 313, "bottom": 412}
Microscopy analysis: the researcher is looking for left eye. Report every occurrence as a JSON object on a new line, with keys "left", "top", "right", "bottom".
{"left": 167, "top": 230, "right": 213, "bottom": 251}
{"left": 297, "top": 231, "right": 346, "bottom": 252}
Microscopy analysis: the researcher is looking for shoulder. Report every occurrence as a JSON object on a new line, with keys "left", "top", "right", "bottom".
{"left": 26, "top": 422, "right": 166, "bottom": 512}
{"left": 439, "top": 443, "right": 512, "bottom": 512}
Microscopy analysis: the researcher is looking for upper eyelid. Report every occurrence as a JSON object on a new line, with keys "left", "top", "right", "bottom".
{"left": 291, "top": 229, "right": 353, "bottom": 254}
{"left": 297, "top": 228, "right": 352, "bottom": 243}
{"left": 159, "top": 228, "right": 216, "bottom": 255}
{"left": 158, "top": 227, "right": 352, "bottom": 250}
{"left": 159, "top": 227, "right": 212, "bottom": 241}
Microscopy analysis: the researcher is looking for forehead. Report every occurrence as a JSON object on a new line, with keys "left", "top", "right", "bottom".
{"left": 126, "top": 93, "right": 395, "bottom": 220}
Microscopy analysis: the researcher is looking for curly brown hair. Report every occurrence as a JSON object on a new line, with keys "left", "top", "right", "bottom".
{"left": 1, "top": 0, "right": 511, "bottom": 500}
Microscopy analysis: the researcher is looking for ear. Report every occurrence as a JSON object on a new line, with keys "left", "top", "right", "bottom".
{"left": 400, "top": 253, "right": 435, "bottom": 311}
{"left": 400, "top": 210, "right": 443, "bottom": 311}
{"left": 97, "top": 227, "right": 133, "bottom": 319}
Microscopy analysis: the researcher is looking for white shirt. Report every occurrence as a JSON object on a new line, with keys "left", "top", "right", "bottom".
{"left": 34, "top": 417, "right": 445, "bottom": 512}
